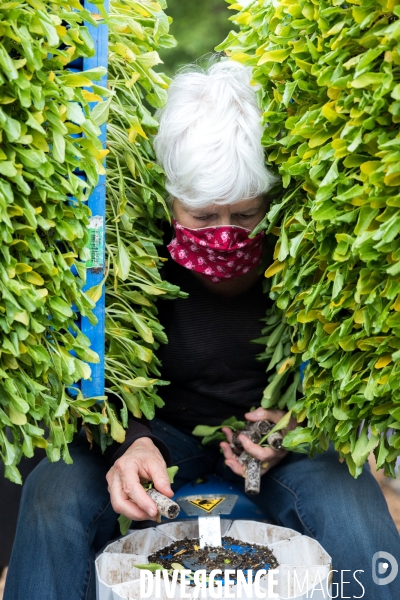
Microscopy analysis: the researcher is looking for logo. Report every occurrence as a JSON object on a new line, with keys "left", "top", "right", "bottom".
{"left": 188, "top": 497, "right": 225, "bottom": 513}
{"left": 372, "top": 551, "right": 398, "bottom": 586}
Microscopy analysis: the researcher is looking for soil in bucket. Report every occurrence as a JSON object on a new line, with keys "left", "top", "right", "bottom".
{"left": 149, "top": 536, "right": 279, "bottom": 581}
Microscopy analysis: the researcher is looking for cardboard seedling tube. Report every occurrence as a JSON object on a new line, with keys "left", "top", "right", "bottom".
{"left": 232, "top": 428, "right": 261, "bottom": 450}
{"left": 267, "top": 431, "right": 283, "bottom": 451}
{"left": 247, "top": 420, "right": 273, "bottom": 436}
{"left": 247, "top": 420, "right": 283, "bottom": 450}
{"left": 239, "top": 451, "right": 262, "bottom": 495}
{"left": 238, "top": 450, "right": 252, "bottom": 465}
{"left": 244, "top": 458, "right": 261, "bottom": 495}
{"left": 146, "top": 489, "right": 180, "bottom": 519}
{"left": 230, "top": 420, "right": 283, "bottom": 495}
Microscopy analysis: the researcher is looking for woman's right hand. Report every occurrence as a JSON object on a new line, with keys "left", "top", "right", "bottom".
{"left": 106, "top": 437, "right": 173, "bottom": 521}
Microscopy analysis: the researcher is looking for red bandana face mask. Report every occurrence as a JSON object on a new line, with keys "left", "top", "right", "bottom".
{"left": 167, "top": 219, "right": 265, "bottom": 283}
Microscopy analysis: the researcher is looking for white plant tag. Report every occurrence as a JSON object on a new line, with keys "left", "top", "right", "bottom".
{"left": 198, "top": 515, "right": 222, "bottom": 549}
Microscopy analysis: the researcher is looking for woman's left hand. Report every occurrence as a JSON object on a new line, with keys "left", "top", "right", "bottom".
{"left": 220, "top": 407, "right": 297, "bottom": 477}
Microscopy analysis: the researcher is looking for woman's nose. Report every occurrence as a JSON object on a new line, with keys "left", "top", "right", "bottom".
{"left": 215, "top": 218, "right": 232, "bottom": 226}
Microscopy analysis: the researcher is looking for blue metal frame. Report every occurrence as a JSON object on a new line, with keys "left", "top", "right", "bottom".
{"left": 79, "top": 1, "right": 108, "bottom": 398}
{"left": 299, "top": 360, "right": 309, "bottom": 384}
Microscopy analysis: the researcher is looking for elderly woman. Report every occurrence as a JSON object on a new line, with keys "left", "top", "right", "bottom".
{"left": 4, "top": 61, "right": 400, "bottom": 600}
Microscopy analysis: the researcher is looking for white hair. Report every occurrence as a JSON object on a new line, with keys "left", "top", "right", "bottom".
{"left": 154, "top": 60, "right": 276, "bottom": 209}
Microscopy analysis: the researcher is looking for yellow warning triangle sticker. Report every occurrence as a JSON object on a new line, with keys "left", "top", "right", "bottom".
{"left": 188, "top": 497, "right": 225, "bottom": 513}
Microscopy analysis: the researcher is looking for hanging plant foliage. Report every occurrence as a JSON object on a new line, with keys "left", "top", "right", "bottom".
{"left": 99, "top": 0, "right": 185, "bottom": 451}
{"left": 0, "top": 0, "right": 178, "bottom": 480}
{"left": 0, "top": 0, "right": 111, "bottom": 482}
{"left": 217, "top": 0, "right": 400, "bottom": 477}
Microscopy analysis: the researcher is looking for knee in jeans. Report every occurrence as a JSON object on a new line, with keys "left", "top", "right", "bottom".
{"left": 306, "top": 460, "right": 382, "bottom": 518}
{"left": 22, "top": 462, "right": 78, "bottom": 525}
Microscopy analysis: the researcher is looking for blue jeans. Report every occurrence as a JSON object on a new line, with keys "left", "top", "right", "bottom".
{"left": 5, "top": 419, "right": 400, "bottom": 600}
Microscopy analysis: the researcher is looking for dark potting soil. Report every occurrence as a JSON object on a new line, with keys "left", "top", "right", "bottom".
{"left": 148, "top": 536, "right": 279, "bottom": 579}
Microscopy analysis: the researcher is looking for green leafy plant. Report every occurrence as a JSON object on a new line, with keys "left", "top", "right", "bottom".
{"left": 217, "top": 0, "right": 400, "bottom": 477}
{"left": 0, "top": 0, "right": 182, "bottom": 481}
{"left": 0, "top": 0, "right": 113, "bottom": 482}
{"left": 193, "top": 412, "right": 293, "bottom": 449}
{"left": 192, "top": 416, "right": 246, "bottom": 445}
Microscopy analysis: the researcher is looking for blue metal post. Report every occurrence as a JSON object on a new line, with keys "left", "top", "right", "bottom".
{"left": 81, "top": 0, "right": 109, "bottom": 398}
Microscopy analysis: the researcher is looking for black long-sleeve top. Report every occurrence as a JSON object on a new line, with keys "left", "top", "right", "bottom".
{"left": 110, "top": 252, "right": 271, "bottom": 465}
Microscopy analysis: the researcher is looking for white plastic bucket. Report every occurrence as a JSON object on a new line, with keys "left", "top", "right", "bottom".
{"left": 96, "top": 520, "right": 332, "bottom": 600}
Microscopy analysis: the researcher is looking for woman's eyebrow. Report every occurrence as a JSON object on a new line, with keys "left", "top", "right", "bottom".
{"left": 233, "top": 206, "right": 263, "bottom": 213}
{"left": 186, "top": 209, "right": 215, "bottom": 216}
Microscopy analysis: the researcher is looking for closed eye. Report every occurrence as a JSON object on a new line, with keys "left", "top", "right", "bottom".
{"left": 194, "top": 214, "right": 214, "bottom": 221}
{"left": 234, "top": 213, "right": 257, "bottom": 219}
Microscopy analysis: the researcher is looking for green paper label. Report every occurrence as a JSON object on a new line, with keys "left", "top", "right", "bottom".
{"left": 87, "top": 216, "right": 104, "bottom": 269}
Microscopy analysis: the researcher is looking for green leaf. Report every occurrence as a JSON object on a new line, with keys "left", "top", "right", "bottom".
{"left": 106, "top": 404, "right": 126, "bottom": 443}
{"left": 91, "top": 98, "right": 112, "bottom": 127}
{"left": 81, "top": 67, "right": 107, "bottom": 80}
{"left": 131, "top": 313, "right": 154, "bottom": 344}
{"left": 38, "top": 15, "right": 59, "bottom": 47}
{"left": 0, "top": 161, "right": 17, "bottom": 177}
{"left": 0, "top": 43, "right": 18, "bottom": 80}
{"left": 312, "top": 201, "right": 338, "bottom": 220}
{"left": 192, "top": 424, "right": 223, "bottom": 437}
{"left": 16, "top": 148, "right": 46, "bottom": 169}
{"left": 48, "top": 297, "right": 74, "bottom": 318}
{"left": 3, "top": 115, "right": 21, "bottom": 142}
{"left": 53, "top": 130, "right": 65, "bottom": 163}
{"left": 118, "top": 514, "right": 132, "bottom": 536}
{"left": 171, "top": 563, "right": 185, "bottom": 572}
{"left": 352, "top": 428, "right": 379, "bottom": 468}
{"left": 351, "top": 73, "right": 386, "bottom": 88}
{"left": 259, "top": 48, "right": 291, "bottom": 64}
{"left": 116, "top": 240, "right": 131, "bottom": 281}
{"left": 167, "top": 466, "right": 179, "bottom": 483}
{"left": 139, "top": 395, "right": 155, "bottom": 420}
{"left": 222, "top": 416, "right": 245, "bottom": 429}
{"left": 320, "top": 160, "right": 339, "bottom": 187}
{"left": 282, "top": 81, "right": 297, "bottom": 107}
{"left": 283, "top": 427, "right": 314, "bottom": 448}
{"left": 73, "top": 358, "right": 92, "bottom": 380}
{"left": 66, "top": 102, "right": 86, "bottom": 125}
{"left": 134, "top": 563, "right": 164, "bottom": 572}
{"left": 8, "top": 404, "right": 27, "bottom": 425}
{"left": 376, "top": 436, "right": 389, "bottom": 470}
{"left": 122, "top": 377, "right": 157, "bottom": 389}
{"left": 4, "top": 465, "right": 22, "bottom": 485}
{"left": 261, "top": 410, "right": 292, "bottom": 443}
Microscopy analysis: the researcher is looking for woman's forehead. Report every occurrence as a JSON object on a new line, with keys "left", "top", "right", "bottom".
{"left": 174, "top": 197, "right": 266, "bottom": 213}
